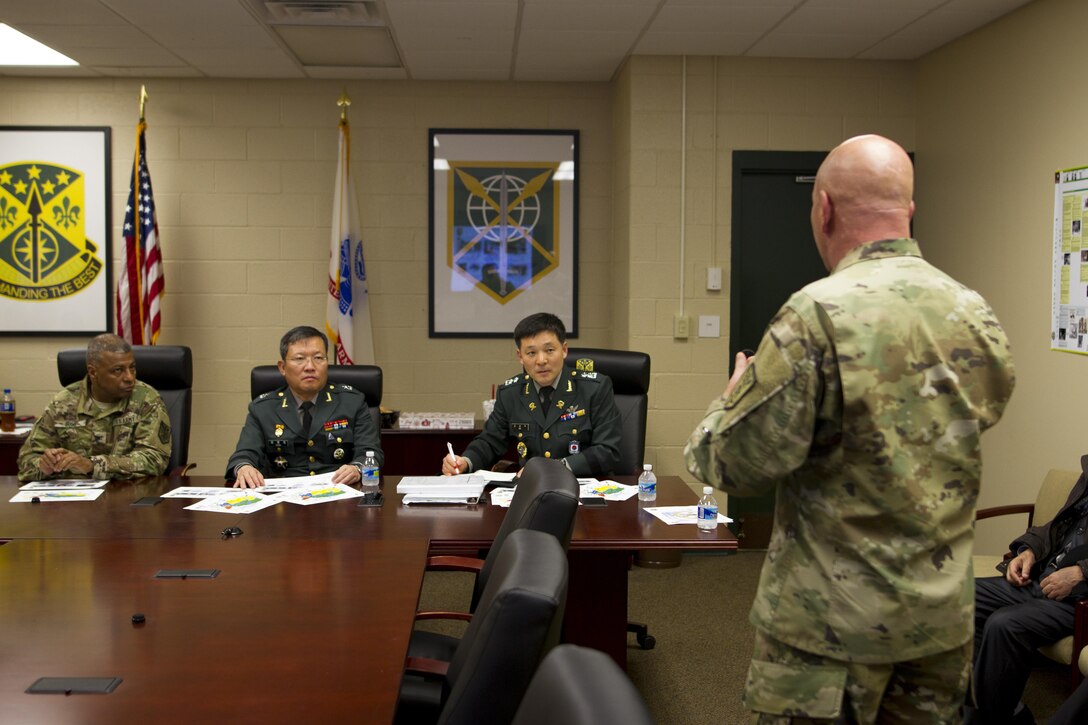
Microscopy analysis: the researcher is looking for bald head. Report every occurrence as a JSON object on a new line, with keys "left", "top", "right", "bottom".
{"left": 811, "top": 135, "right": 915, "bottom": 269}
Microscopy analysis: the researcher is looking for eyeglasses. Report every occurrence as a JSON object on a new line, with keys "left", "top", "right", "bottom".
{"left": 286, "top": 354, "right": 329, "bottom": 366}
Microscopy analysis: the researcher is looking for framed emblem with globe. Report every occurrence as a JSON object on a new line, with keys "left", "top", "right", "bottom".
{"left": 428, "top": 129, "right": 578, "bottom": 337}
{"left": 0, "top": 126, "right": 111, "bottom": 335}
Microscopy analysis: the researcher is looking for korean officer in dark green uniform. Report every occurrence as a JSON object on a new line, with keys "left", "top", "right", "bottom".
{"left": 442, "top": 312, "right": 621, "bottom": 477}
{"left": 227, "top": 326, "right": 383, "bottom": 488}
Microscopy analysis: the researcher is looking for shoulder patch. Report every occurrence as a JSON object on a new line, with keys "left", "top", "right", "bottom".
{"left": 256, "top": 391, "right": 276, "bottom": 402}
{"left": 577, "top": 371, "right": 598, "bottom": 379}
{"left": 502, "top": 375, "right": 523, "bottom": 388}
{"left": 337, "top": 384, "right": 358, "bottom": 393}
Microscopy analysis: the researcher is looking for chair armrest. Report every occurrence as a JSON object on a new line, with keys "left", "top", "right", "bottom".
{"left": 415, "top": 610, "right": 473, "bottom": 622}
{"left": 975, "top": 503, "right": 1034, "bottom": 522}
{"left": 169, "top": 463, "right": 196, "bottom": 476}
{"left": 491, "top": 460, "right": 516, "bottom": 473}
{"left": 405, "top": 656, "right": 450, "bottom": 679}
{"left": 1074, "top": 599, "right": 1088, "bottom": 687}
{"left": 426, "top": 555, "right": 484, "bottom": 573}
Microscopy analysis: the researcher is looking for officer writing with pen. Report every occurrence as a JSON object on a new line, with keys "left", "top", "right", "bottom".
{"left": 442, "top": 312, "right": 622, "bottom": 477}
{"left": 227, "top": 326, "right": 383, "bottom": 488}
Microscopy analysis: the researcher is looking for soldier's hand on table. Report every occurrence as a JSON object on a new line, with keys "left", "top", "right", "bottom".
{"left": 724, "top": 351, "right": 754, "bottom": 397}
{"left": 332, "top": 464, "right": 360, "bottom": 485}
{"left": 233, "top": 464, "right": 265, "bottom": 489}
{"left": 40, "top": 448, "right": 92, "bottom": 475}
{"left": 1040, "top": 566, "right": 1084, "bottom": 600}
{"left": 442, "top": 455, "right": 469, "bottom": 475}
{"left": 1006, "top": 550, "right": 1035, "bottom": 587}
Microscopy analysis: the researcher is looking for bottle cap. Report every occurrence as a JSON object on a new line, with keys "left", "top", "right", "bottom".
{"left": 2, "top": 389, "right": 9, "bottom": 394}
{"left": 366, "top": 450, "right": 374, "bottom": 455}
{"left": 643, "top": 464, "right": 652, "bottom": 471}
{"left": 703, "top": 486, "right": 713, "bottom": 494}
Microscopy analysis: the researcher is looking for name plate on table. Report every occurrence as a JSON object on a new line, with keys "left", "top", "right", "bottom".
{"left": 398, "top": 412, "right": 475, "bottom": 430}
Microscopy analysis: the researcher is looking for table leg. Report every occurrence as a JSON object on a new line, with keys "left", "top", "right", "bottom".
{"left": 564, "top": 549, "right": 630, "bottom": 668}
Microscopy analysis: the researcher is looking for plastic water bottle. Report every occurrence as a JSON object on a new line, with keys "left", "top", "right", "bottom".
{"left": 638, "top": 463, "right": 656, "bottom": 502}
{"left": 0, "top": 389, "right": 14, "bottom": 432}
{"left": 697, "top": 486, "right": 719, "bottom": 531}
{"left": 361, "top": 450, "right": 380, "bottom": 494}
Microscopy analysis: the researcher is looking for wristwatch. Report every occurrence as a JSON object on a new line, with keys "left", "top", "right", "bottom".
{"left": 351, "top": 462, "right": 365, "bottom": 478}
{"left": 89, "top": 455, "right": 106, "bottom": 477}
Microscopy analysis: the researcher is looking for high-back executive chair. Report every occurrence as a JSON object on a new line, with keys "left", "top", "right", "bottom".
{"left": 58, "top": 345, "right": 193, "bottom": 474}
{"left": 563, "top": 347, "right": 650, "bottom": 476}
{"left": 563, "top": 347, "right": 658, "bottom": 649}
{"left": 396, "top": 528, "right": 569, "bottom": 725}
{"left": 511, "top": 644, "right": 655, "bottom": 725}
{"left": 249, "top": 364, "right": 382, "bottom": 432}
{"left": 409, "top": 457, "right": 579, "bottom": 663}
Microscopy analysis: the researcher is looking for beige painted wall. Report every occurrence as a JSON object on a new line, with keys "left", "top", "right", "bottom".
{"left": 916, "top": 0, "right": 1085, "bottom": 555}
{"left": 0, "top": 78, "right": 615, "bottom": 473}
{"left": 616, "top": 55, "right": 916, "bottom": 484}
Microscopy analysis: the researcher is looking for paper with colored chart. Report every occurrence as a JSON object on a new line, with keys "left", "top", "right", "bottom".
{"left": 643, "top": 506, "right": 733, "bottom": 526}
{"left": 10, "top": 489, "right": 106, "bottom": 503}
{"left": 276, "top": 482, "right": 365, "bottom": 506}
{"left": 184, "top": 490, "right": 280, "bottom": 515}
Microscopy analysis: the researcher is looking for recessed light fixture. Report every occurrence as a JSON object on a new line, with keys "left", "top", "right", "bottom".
{"left": 0, "top": 24, "right": 78, "bottom": 66}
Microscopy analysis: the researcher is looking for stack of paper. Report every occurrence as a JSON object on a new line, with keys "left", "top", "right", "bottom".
{"left": 396, "top": 475, "right": 486, "bottom": 504}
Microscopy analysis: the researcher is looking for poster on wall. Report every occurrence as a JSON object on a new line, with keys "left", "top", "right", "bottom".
{"left": 428, "top": 128, "right": 578, "bottom": 338}
{"left": 0, "top": 126, "right": 111, "bottom": 335}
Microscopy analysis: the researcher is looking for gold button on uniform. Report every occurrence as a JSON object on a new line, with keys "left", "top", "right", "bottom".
{"left": 572, "top": 429, "right": 578, "bottom": 435}
{"left": 307, "top": 440, "right": 314, "bottom": 448}
{"left": 309, "top": 456, "right": 315, "bottom": 462}
{"left": 309, "top": 471, "right": 316, "bottom": 476}
{"left": 543, "top": 432, "right": 550, "bottom": 440}
{"left": 544, "top": 452, "right": 551, "bottom": 458}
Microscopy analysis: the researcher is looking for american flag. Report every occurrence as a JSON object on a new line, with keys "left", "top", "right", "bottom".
{"left": 116, "top": 120, "right": 163, "bottom": 344}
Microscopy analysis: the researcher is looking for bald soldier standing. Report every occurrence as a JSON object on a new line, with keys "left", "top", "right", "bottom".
{"left": 17, "top": 333, "right": 172, "bottom": 482}
{"left": 684, "top": 135, "right": 1015, "bottom": 722}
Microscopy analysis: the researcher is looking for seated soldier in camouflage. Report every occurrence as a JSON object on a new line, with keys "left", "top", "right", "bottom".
{"left": 17, "top": 333, "right": 172, "bottom": 482}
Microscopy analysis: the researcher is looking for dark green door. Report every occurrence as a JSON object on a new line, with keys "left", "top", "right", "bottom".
{"left": 728, "top": 151, "right": 829, "bottom": 548}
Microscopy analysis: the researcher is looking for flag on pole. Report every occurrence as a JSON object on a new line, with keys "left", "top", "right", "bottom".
{"left": 115, "top": 119, "right": 163, "bottom": 344}
{"left": 326, "top": 107, "right": 374, "bottom": 364}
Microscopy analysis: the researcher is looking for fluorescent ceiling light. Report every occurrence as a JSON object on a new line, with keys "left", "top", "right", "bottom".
{"left": 0, "top": 24, "right": 78, "bottom": 66}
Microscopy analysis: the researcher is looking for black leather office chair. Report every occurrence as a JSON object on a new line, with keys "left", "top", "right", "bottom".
{"left": 410, "top": 457, "right": 579, "bottom": 662}
{"left": 58, "top": 345, "right": 193, "bottom": 474}
{"left": 511, "top": 644, "right": 655, "bottom": 725}
{"left": 563, "top": 347, "right": 650, "bottom": 476}
{"left": 397, "top": 528, "right": 569, "bottom": 725}
{"left": 564, "top": 347, "right": 658, "bottom": 649}
{"left": 249, "top": 364, "right": 382, "bottom": 432}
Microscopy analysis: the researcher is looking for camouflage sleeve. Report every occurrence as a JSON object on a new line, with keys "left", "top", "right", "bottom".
{"left": 15, "top": 403, "right": 64, "bottom": 482}
{"left": 684, "top": 304, "right": 827, "bottom": 496}
{"left": 93, "top": 393, "right": 172, "bottom": 478}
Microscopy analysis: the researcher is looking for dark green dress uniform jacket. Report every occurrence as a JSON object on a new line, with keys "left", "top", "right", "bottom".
{"left": 463, "top": 367, "right": 622, "bottom": 477}
{"left": 225, "top": 384, "right": 383, "bottom": 480}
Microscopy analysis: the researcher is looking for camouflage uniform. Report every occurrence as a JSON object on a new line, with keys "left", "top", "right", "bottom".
{"left": 225, "top": 384, "right": 382, "bottom": 479}
{"left": 463, "top": 367, "right": 622, "bottom": 476}
{"left": 684, "top": 238, "right": 1015, "bottom": 721}
{"left": 17, "top": 378, "right": 172, "bottom": 482}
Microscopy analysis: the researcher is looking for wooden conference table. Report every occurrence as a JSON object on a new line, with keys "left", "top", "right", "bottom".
{"left": 0, "top": 474, "right": 737, "bottom": 723}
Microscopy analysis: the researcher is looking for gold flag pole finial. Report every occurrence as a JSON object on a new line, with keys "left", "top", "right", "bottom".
{"left": 139, "top": 85, "right": 149, "bottom": 122}
{"left": 337, "top": 90, "right": 351, "bottom": 122}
